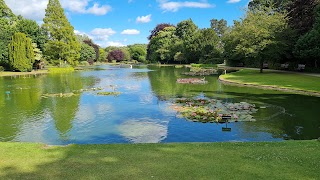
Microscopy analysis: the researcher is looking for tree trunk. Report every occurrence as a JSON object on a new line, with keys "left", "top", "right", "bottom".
{"left": 260, "top": 59, "right": 263, "bottom": 73}
{"left": 315, "top": 59, "right": 318, "bottom": 68}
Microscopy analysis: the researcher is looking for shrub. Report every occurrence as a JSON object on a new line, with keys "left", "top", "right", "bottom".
{"left": 0, "top": 66, "right": 4, "bottom": 72}
{"left": 48, "top": 67, "right": 75, "bottom": 73}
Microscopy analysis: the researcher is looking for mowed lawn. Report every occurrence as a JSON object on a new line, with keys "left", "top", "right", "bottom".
{"left": 220, "top": 69, "right": 320, "bottom": 93}
{"left": 0, "top": 141, "right": 319, "bottom": 179}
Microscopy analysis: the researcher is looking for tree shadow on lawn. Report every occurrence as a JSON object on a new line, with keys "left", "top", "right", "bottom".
{"left": 1, "top": 142, "right": 320, "bottom": 180}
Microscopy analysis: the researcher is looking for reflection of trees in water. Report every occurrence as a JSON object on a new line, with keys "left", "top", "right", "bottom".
{"left": 118, "top": 118, "right": 168, "bottom": 143}
{"left": 0, "top": 76, "right": 44, "bottom": 141}
{"left": 43, "top": 73, "right": 96, "bottom": 137}
{"left": 221, "top": 90, "right": 320, "bottom": 140}
{"left": 148, "top": 66, "right": 320, "bottom": 140}
{"left": 0, "top": 73, "right": 97, "bottom": 141}
{"left": 148, "top": 66, "right": 219, "bottom": 100}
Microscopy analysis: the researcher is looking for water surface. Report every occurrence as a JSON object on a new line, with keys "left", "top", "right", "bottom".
{"left": 0, "top": 65, "right": 319, "bottom": 145}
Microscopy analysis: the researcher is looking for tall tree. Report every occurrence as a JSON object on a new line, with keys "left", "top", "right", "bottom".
{"left": 42, "top": 0, "right": 80, "bottom": 66}
{"left": 8, "top": 32, "right": 34, "bottom": 72}
{"left": 287, "top": 0, "right": 319, "bottom": 36}
{"left": 224, "top": 8, "right": 289, "bottom": 72}
{"left": 16, "top": 18, "right": 48, "bottom": 52}
{"left": 294, "top": 5, "right": 320, "bottom": 68}
{"left": 175, "top": 19, "right": 198, "bottom": 63}
{"left": 210, "top": 18, "right": 228, "bottom": 37}
{"left": 0, "top": 0, "right": 16, "bottom": 68}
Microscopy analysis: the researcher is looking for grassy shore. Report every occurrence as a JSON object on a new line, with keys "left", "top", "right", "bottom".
{"left": 0, "top": 70, "right": 48, "bottom": 77}
{"left": 0, "top": 141, "right": 319, "bottom": 179}
{"left": 220, "top": 69, "right": 320, "bottom": 94}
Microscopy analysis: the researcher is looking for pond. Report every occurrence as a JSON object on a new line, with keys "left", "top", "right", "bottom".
{"left": 0, "top": 65, "right": 319, "bottom": 145}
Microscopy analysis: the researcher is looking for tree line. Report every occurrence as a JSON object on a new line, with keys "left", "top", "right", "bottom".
{"left": 147, "top": 0, "right": 320, "bottom": 72}
{"left": 0, "top": 0, "right": 147, "bottom": 72}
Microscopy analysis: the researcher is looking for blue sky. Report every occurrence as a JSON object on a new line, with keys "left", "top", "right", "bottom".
{"left": 5, "top": 0, "right": 250, "bottom": 47}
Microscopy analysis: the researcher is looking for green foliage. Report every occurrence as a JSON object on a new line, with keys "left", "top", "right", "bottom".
{"left": 48, "top": 67, "right": 74, "bottom": 73}
{"left": 190, "top": 64, "right": 218, "bottom": 68}
{"left": 8, "top": 32, "right": 34, "bottom": 72}
{"left": 42, "top": 0, "right": 80, "bottom": 66}
{"left": 98, "top": 48, "right": 107, "bottom": 62}
{"left": 210, "top": 18, "right": 228, "bottom": 37}
{"left": 294, "top": 4, "right": 320, "bottom": 68}
{"left": 0, "top": 0, "right": 16, "bottom": 68}
{"left": 80, "top": 43, "right": 96, "bottom": 62}
{"left": 0, "top": 66, "right": 4, "bottom": 72}
{"left": 16, "top": 18, "right": 48, "bottom": 52}
{"left": 128, "top": 44, "right": 147, "bottom": 62}
{"left": 223, "top": 7, "right": 289, "bottom": 71}
{"left": 0, "top": 0, "right": 15, "bottom": 19}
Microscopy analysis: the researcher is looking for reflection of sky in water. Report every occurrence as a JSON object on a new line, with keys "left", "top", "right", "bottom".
{"left": 1, "top": 65, "right": 306, "bottom": 145}
{"left": 118, "top": 118, "right": 168, "bottom": 143}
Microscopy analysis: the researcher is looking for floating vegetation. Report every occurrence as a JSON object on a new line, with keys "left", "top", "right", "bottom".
{"left": 176, "top": 78, "right": 208, "bottom": 84}
{"left": 41, "top": 92, "right": 79, "bottom": 98}
{"left": 171, "top": 98, "right": 258, "bottom": 123}
{"left": 73, "top": 87, "right": 103, "bottom": 93}
{"left": 183, "top": 68, "right": 217, "bottom": 76}
{"left": 97, "top": 91, "right": 121, "bottom": 96}
{"left": 175, "top": 65, "right": 184, "bottom": 68}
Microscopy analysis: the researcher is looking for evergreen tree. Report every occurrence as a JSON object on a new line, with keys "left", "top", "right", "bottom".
{"left": 0, "top": 0, "right": 16, "bottom": 68}
{"left": 8, "top": 32, "right": 35, "bottom": 72}
{"left": 42, "top": 0, "right": 80, "bottom": 66}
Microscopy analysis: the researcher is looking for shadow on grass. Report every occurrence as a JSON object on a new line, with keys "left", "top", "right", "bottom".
{"left": 1, "top": 142, "right": 320, "bottom": 179}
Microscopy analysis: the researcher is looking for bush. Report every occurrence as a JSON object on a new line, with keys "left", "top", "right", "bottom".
{"left": 79, "top": 61, "right": 89, "bottom": 66}
{"left": 0, "top": 66, "right": 4, "bottom": 72}
{"left": 191, "top": 64, "right": 217, "bottom": 68}
{"left": 48, "top": 67, "right": 75, "bottom": 73}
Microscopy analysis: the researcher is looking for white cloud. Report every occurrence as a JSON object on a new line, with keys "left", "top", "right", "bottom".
{"left": 136, "top": 14, "right": 152, "bottom": 23}
{"left": 4, "top": 0, "right": 111, "bottom": 21}
{"left": 121, "top": 29, "right": 140, "bottom": 35}
{"left": 105, "top": 41, "right": 126, "bottom": 47}
{"left": 90, "top": 28, "right": 116, "bottom": 41}
{"left": 227, "top": 0, "right": 241, "bottom": 3}
{"left": 157, "top": 0, "right": 215, "bottom": 12}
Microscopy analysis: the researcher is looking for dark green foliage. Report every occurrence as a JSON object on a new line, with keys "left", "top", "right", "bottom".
{"left": 8, "top": 32, "right": 35, "bottom": 72}
{"left": 80, "top": 44, "right": 96, "bottom": 62}
{"left": 287, "top": 0, "right": 319, "bottom": 36}
{"left": 294, "top": 5, "right": 320, "bottom": 68}
{"left": 128, "top": 44, "right": 147, "bottom": 63}
{"left": 42, "top": 0, "right": 80, "bottom": 66}
{"left": 210, "top": 18, "right": 228, "bottom": 37}
{"left": 16, "top": 19, "right": 48, "bottom": 52}
{"left": 0, "top": 0, "right": 16, "bottom": 68}
{"left": 83, "top": 39, "right": 99, "bottom": 61}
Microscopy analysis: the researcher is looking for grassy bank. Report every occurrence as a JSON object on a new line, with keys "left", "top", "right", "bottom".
{"left": 0, "top": 141, "right": 319, "bottom": 179}
{"left": 220, "top": 69, "right": 320, "bottom": 93}
{"left": 0, "top": 70, "right": 48, "bottom": 77}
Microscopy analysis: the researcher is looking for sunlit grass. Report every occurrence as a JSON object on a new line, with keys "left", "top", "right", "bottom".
{"left": 0, "top": 141, "right": 319, "bottom": 179}
{"left": 221, "top": 69, "right": 320, "bottom": 92}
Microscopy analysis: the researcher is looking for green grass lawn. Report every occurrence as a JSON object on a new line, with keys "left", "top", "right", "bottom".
{"left": 220, "top": 69, "right": 320, "bottom": 93}
{"left": 0, "top": 141, "right": 319, "bottom": 179}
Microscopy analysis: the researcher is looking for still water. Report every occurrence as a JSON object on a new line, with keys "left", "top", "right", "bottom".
{"left": 0, "top": 65, "right": 319, "bottom": 145}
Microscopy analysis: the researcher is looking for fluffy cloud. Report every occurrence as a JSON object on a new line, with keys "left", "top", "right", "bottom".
{"left": 227, "top": 0, "right": 241, "bottom": 3}
{"left": 121, "top": 29, "right": 140, "bottom": 35}
{"left": 4, "top": 0, "right": 111, "bottom": 21}
{"left": 136, "top": 14, "right": 152, "bottom": 23}
{"left": 105, "top": 41, "right": 126, "bottom": 47}
{"left": 157, "top": 0, "right": 215, "bottom": 12}
{"left": 90, "top": 28, "right": 116, "bottom": 41}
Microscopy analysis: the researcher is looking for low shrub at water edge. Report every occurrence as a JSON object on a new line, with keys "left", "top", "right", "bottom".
{"left": 48, "top": 67, "right": 75, "bottom": 73}
{"left": 191, "top": 63, "right": 218, "bottom": 68}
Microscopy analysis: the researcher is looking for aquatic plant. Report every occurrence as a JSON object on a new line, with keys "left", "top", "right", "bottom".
{"left": 176, "top": 78, "right": 208, "bottom": 84}
{"left": 171, "top": 98, "right": 257, "bottom": 123}
{"left": 97, "top": 92, "right": 121, "bottom": 96}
